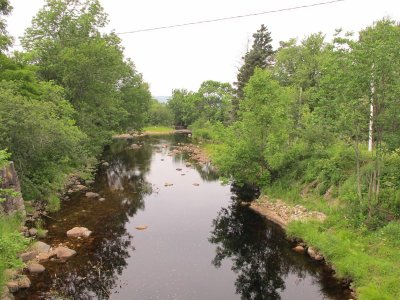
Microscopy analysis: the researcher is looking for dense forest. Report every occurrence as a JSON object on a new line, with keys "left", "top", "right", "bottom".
{"left": 165, "top": 20, "right": 400, "bottom": 299}
{"left": 1, "top": 0, "right": 400, "bottom": 298}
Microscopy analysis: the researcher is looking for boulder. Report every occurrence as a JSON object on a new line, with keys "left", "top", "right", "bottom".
{"left": 1, "top": 286, "right": 15, "bottom": 300}
{"left": 27, "top": 263, "right": 45, "bottom": 274}
{"left": 66, "top": 227, "right": 92, "bottom": 238}
{"left": 307, "top": 247, "right": 324, "bottom": 261}
{"left": 37, "top": 252, "right": 53, "bottom": 264}
{"left": 292, "top": 245, "right": 305, "bottom": 254}
{"left": 6, "top": 282, "right": 18, "bottom": 293}
{"left": 20, "top": 251, "right": 37, "bottom": 263}
{"left": 53, "top": 246, "right": 76, "bottom": 260}
{"left": 85, "top": 192, "right": 99, "bottom": 198}
{"left": 76, "top": 184, "right": 87, "bottom": 191}
{"left": 135, "top": 225, "right": 148, "bottom": 230}
{"left": 17, "top": 276, "right": 31, "bottom": 289}
{"left": 28, "top": 228, "right": 37, "bottom": 236}
{"left": 31, "top": 241, "right": 51, "bottom": 254}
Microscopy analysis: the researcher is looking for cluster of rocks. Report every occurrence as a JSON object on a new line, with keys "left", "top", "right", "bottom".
{"left": 5, "top": 226, "right": 92, "bottom": 297}
{"left": 63, "top": 176, "right": 94, "bottom": 199}
{"left": 176, "top": 144, "right": 210, "bottom": 165}
{"left": 19, "top": 226, "right": 47, "bottom": 238}
{"left": 292, "top": 243, "right": 324, "bottom": 261}
{"left": 250, "top": 198, "right": 326, "bottom": 228}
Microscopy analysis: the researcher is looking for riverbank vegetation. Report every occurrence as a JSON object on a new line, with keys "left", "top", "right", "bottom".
{"left": 0, "top": 0, "right": 151, "bottom": 290}
{"left": 0, "top": 0, "right": 151, "bottom": 207}
{"left": 167, "top": 20, "right": 400, "bottom": 299}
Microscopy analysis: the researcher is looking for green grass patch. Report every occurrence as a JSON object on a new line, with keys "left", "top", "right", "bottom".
{"left": 0, "top": 214, "right": 30, "bottom": 288}
{"left": 142, "top": 126, "right": 174, "bottom": 133}
{"left": 287, "top": 218, "right": 400, "bottom": 300}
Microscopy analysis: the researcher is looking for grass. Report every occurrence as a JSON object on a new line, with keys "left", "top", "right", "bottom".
{"left": 0, "top": 214, "right": 30, "bottom": 289}
{"left": 142, "top": 126, "right": 174, "bottom": 133}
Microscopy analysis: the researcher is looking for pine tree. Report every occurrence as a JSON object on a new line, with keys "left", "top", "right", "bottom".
{"left": 234, "top": 24, "right": 274, "bottom": 100}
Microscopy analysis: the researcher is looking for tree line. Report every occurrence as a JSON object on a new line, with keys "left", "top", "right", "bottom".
{"left": 167, "top": 20, "right": 400, "bottom": 230}
{"left": 0, "top": 0, "right": 151, "bottom": 209}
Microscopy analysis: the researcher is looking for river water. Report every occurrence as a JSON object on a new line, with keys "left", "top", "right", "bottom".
{"left": 17, "top": 135, "right": 349, "bottom": 299}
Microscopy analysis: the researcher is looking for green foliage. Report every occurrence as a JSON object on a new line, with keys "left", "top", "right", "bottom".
{"left": 0, "top": 214, "right": 29, "bottom": 289}
{"left": 0, "top": 81, "right": 87, "bottom": 202}
{"left": 235, "top": 24, "right": 274, "bottom": 100}
{"left": 146, "top": 99, "right": 174, "bottom": 126}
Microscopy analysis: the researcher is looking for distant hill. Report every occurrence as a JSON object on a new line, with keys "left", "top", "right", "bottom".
{"left": 154, "top": 96, "right": 170, "bottom": 103}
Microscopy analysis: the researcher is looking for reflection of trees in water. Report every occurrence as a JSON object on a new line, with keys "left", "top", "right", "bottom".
{"left": 209, "top": 201, "right": 310, "bottom": 300}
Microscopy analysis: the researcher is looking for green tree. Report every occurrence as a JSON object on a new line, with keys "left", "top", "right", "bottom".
{"left": 235, "top": 24, "right": 274, "bottom": 100}
{"left": 0, "top": 0, "right": 12, "bottom": 51}
{"left": 21, "top": 0, "right": 150, "bottom": 155}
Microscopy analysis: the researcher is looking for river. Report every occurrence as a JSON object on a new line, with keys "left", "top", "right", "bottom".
{"left": 16, "top": 135, "right": 349, "bottom": 299}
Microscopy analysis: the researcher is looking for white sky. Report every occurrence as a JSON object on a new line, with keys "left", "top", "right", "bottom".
{"left": 6, "top": 0, "right": 400, "bottom": 96}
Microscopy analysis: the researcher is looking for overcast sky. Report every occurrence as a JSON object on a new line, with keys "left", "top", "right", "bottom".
{"left": 6, "top": 0, "right": 400, "bottom": 96}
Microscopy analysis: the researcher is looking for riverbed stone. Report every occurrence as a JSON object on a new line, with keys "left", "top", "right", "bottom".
{"left": 99, "top": 197, "right": 105, "bottom": 202}
{"left": 37, "top": 252, "right": 53, "bottom": 263}
{"left": 1, "top": 286, "right": 14, "bottom": 300}
{"left": 192, "top": 183, "right": 200, "bottom": 186}
{"left": 17, "top": 276, "right": 31, "bottom": 289}
{"left": 28, "top": 228, "right": 37, "bottom": 236}
{"left": 292, "top": 245, "right": 305, "bottom": 254}
{"left": 76, "top": 184, "right": 87, "bottom": 191}
{"left": 130, "top": 144, "right": 141, "bottom": 150}
{"left": 85, "top": 192, "right": 100, "bottom": 198}
{"left": 27, "top": 263, "right": 45, "bottom": 274}
{"left": 53, "top": 246, "right": 77, "bottom": 259}
{"left": 135, "top": 225, "right": 148, "bottom": 230}
{"left": 67, "top": 227, "right": 92, "bottom": 238}
{"left": 6, "top": 281, "right": 19, "bottom": 293}
{"left": 31, "top": 241, "right": 51, "bottom": 254}
{"left": 20, "top": 251, "right": 37, "bottom": 263}
{"left": 307, "top": 247, "right": 324, "bottom": 261}
{"left": 164, "top": 183, "right": 173, "bottom": 187}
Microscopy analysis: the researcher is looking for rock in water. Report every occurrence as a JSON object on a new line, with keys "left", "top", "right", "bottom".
{"left": 292, "top": 245, "right": 305, "bottom": 254}
{"left": 31, "top": 241, "right": 51, "bottom": 254}
{"left": 164, "top": 183, "right": 173, "bottom": 187}
{"left": 53, "top": 246, "right": 77, "bottom": 260}
{"left": 85, "top": 192, "right": 99, "bottom": 198}
{"left": 307, "top": 247, "right": 324, "bottom": 261}
{"left": 135, "top": 225, "right": 148, "bottom": 230}
{"left": 66, "top": 227, "right": 92, "bottom": 238}
{"left": 192, "top": 183, "right": 200, "bottom": 186}
{"left": 20, "top": 251, "right": 37, "bottom": 263}
{"left": 27, "top": 263, "right": 45, "bottom": 274}
{"left": 18, "top": 276, "right": 31, "bottom": 289}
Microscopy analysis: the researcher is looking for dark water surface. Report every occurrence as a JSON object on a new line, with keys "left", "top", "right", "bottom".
{"left": 17, "top": 135, "right": 349, "bottom": 299}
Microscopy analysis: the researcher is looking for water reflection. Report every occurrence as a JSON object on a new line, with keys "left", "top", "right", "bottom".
{"left": 209, "top": 197, "right": 347, "bottom": 300}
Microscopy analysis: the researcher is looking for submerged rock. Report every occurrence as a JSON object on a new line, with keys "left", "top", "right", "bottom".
{"left": 66, "top": 227, "right": 92, "bottom": 238}
{"left": 164, "top": 183, "right": 173, "bottom": 187}
{"left": 53, "top": 246, "right": 77, "bottom": 260}
{"left": 85, "top": 192, "right": 100, "bottom": 198}
{"left": 192, "top": 183, "right": 200, "bottom": 186}
{"left": 135, "top": 225, "right": 148, "bottom": 230}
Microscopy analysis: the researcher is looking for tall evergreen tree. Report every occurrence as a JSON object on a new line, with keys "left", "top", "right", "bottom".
{"left": 234, "top": 24, "right": 274, "bottom": 100}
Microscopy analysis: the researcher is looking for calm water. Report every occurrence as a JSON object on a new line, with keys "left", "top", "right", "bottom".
{"left": 17, "top": 135, "right": 349, "bottom": 299}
